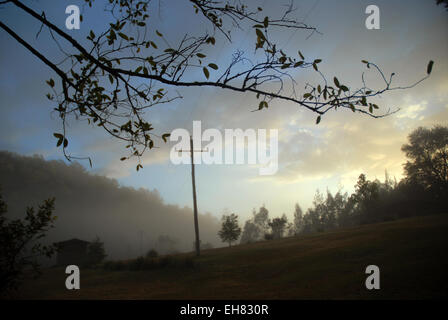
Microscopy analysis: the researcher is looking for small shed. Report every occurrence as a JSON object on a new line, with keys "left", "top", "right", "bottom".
{"left": 54, "top": 238, "right": 90, "bottom": 266}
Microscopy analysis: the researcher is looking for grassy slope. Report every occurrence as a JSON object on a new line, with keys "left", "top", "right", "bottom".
{"left": 18, "top": 214, "right": 448, "bottom": 299}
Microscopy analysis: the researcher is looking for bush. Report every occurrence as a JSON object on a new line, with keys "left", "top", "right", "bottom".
{"left": 264, "top": 233, "right": 274, "bottom": 240}
{"left": 86, "top": 237, "right": 107, "bottom": 267}
{"left": 129, "top": 256, "right": 146, "bottom": 271}
{"left": 0, "top": 192, "right": 56, "bottom": 295}
{"left": 102, "top": 255, "right": 198, "bottom": 272}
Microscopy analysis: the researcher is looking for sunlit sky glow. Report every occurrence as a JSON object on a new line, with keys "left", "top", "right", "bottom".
{"left": 1, "top": 0, "right": 447, "bottom": 222}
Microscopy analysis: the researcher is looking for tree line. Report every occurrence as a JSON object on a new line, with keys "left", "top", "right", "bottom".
{"left": 218, "top": 125, "right": 448, "bottom": 245}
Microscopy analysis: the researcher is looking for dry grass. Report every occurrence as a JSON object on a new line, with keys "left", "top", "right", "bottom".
{"left": 16, "top": 214, "right": 448, "bottom": 299}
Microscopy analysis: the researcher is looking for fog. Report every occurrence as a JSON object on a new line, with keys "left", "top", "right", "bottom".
{"left": 0, "top": 151, "right": 221, "bottom": 261}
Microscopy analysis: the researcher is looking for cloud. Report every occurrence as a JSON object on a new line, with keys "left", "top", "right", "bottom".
{"left": 396, "top": 103, "right": 427, "bottom": 119}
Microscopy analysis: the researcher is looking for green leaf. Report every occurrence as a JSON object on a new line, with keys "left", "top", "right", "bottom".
{"left": 427, "top": 60, "right": 434, "bottom": 75}
{"left": 314, "top": 59, "right": 322, "bottom": 64}
{"left": 208, "top": 63, "right": 218, "bottom": 70}
{"left": 120, "top": 157, "right": 127, "bottom": 161}
{"left": 255, "top": 28, "right": 265, "bottom": 41}
{"left": 298, "top": 51, "right": 305, "bottom": 60}
{"left": 258, "top": 101, "right": 268, "bottom": 110}
{"left": 333, "top": 77, "right": 340, "bottom": 87}
{"left": 150, "top": 41, "right": 157, "bottom": 49}
{"left": 361, "top": 60, "right": 369, "bottom": 64}
{"left": 340, "top": 85, "right": 349, "bottom": 92}
{"left": 316, "top": 116, "right": 321, "bottom": 124}
{"left": 207, "top": 37, "right": 216, "bottom": 45}
{"left": 118, "top": 32, "right": 128, "bottom": 40}
{"left": 108, "top": 74, "right": 114, "bottom": 84}
{"left": 203, "top": 67, "right": 209, "bottom": 79}
{"left": 46, "top": 78, "right": 55, "bottom": 88}
{"left": 263, "top": 16, "right": 269, "bottom": 28}
{"left": 162, "top": 133, "right": 171, "bottom": 143}
{"left": 53, "top": 133, "right": 63, "bottom": 147}
{"left": 196, "top": 53, "right": 206, "bottom": 58}
{"left": 156, "top": 30, "right": 163, "bottom": 37}
{"left": 294, "top": 61, "right": 304, "bottom": 67}
{"left": 361, "top": 96, "right": 367, "bottom": 106}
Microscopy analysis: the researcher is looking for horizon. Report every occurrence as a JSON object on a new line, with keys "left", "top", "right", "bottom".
{"left": 1, "top": 0, "right": 447, "bottom": 222}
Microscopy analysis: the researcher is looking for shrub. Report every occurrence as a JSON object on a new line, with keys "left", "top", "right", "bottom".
{"left": 129, "top": 256, "right": 146, "bottom": 271}
{"left": 264, "top": 233, "right": 274, "bottom": 240}
{"left": 102, "top": 254, "right": 198, "bottom": 272}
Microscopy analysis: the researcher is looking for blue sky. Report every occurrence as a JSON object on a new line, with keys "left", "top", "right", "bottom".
{"left": 1, "top": 0, "right": 447, "bottom": 222}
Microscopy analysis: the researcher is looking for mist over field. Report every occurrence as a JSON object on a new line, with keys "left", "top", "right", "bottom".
{"left": 0, "top": 151, "right": 221, "bottom": 261}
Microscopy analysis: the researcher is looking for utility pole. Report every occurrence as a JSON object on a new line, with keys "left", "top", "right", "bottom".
{"left": 177, "top": 136, "right": 207, "bottom": 256}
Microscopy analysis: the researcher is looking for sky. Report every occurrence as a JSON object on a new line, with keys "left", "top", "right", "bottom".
{"left": 0, "top": 0, "right": 447, "bottom": 224}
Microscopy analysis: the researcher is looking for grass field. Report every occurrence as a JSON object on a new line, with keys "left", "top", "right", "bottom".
{"left": 17, "top": 214, "right": 448, "bottom": 299}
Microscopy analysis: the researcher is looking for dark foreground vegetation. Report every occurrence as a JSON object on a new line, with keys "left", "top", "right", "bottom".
{"left": 15, "top": 214, "right": 448, "bottom": 299}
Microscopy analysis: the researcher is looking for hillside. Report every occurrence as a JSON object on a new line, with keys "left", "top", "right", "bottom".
{"left": 17, "top": 214, "right": 448, "bottom": 299}
{"left": 0, "top": 151, "right": 220, "bottom": 258}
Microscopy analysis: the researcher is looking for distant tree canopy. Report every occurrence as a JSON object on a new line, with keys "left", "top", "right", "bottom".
{"left": 292, "top": 203, "right": 304, "bottom": 235}
{"left": 0, "top": 189, "right": 56, "bottom": 295}
{"left": 239, "top": 125, "right": 448, "bottom": 241}
{"left": 218, "top": 213, "right": 241, "bottom": 247}
{"left": 401, "top": 126, "right": 448, "bottom": 199}
{"left": 268, "top": 215, "right": 288, "bottom": 239}
{"left": 0, "top": 0, "right": 434, "bottom": 168}
{"left": 86, "top": 236, "right": 107, "bottom": 266}
{"left": 240, "top": 206, "right": 270, "bottom": 244}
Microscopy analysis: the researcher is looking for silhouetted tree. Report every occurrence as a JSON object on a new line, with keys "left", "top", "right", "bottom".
{"left": 351, "top": 174, "right": 381, "bottom": 224}
{"left": 240, "top": 219, "right": 260, "bottom": 244}
{"left": 253, "top": 206, "right": 270, "bottom": 238}
{"left": 268, "top": 214, "right": 288, "bottom": 239}
{"left": 218, "top": 213, "right": 241, "bottom": 247}
{"left": 86, "top": 236, "right": 107, "bottom": 266}
{"left": 401, "top": 126, "right": 448, "bottom": 199}
{"left": 292, "top": 203, "right": 304, "bottom": 235}
{"left": 0, "top": 189, "right": 56, "bottom": 295}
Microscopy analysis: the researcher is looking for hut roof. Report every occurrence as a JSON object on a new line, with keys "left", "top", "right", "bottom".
{"left": 54, "top": 238, "right": 90, "bottom": 247}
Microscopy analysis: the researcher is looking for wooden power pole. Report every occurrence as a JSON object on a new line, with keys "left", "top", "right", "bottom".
{"left": 177, "top": 136, "right": 207, "bottom": 256}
